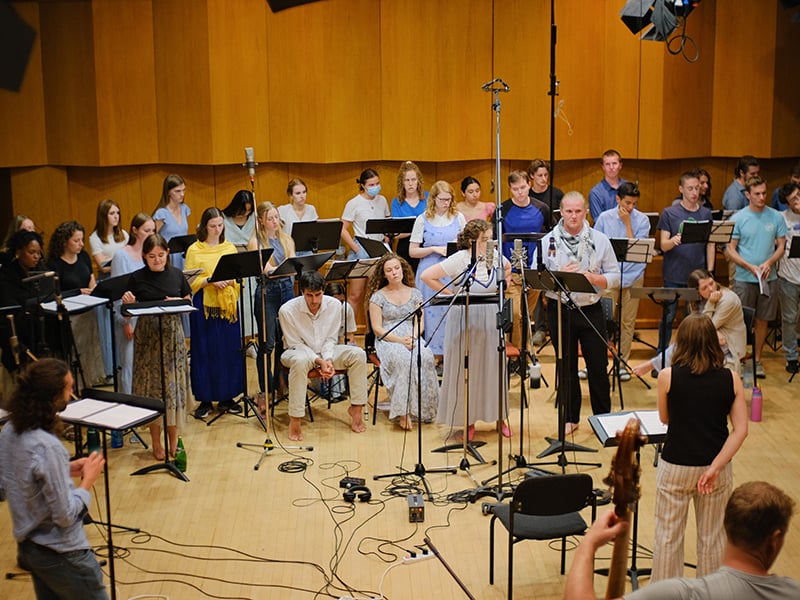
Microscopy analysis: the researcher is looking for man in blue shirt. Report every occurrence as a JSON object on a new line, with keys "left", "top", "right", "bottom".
{"left": 0, "top": 359, "right": 108, "bottom": 600}
{"left": 770, "top": 161, "right": 800, "bottom": 211}
{"left": 594, "top": 182, "right": 651, "bottom": 380}
{"left": 726, "top": 176, "right": 786, "bottom": 377}
{"left": 722, "top": 155, "right": 760, "bottom": 211}
{"left": 588, "top": 149, "right": 627, "bottom": 221}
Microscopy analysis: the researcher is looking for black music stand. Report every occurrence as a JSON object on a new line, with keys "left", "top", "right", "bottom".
{"left": 525, "top": 270, "right": 601, "bottom": 468}
{"left": 167, "top": 234, "right": 197, "bottom": 258}
{"left": 589, "top": 410, "right": 668, "bottom": 590}
{"left": 355, "top": 235, "right": 391, "bottom": 258}
{"left": 291, "top": 220, "right": 343, "bottom": 253}
{"left": 205, "top": 249, "right": 273, "bottom": 428}
{"left": 630, "top": 287, "right": 699, "bottom": 372}
{"left": 324, "top": 258, "right": 379, "bottom": 342}
{"left": 679, "top": 220, "right": 712, "bottom": 245}
{"left": 60, "top": 390, "right": 162, "bottom": 600}
{"left": 365, "top": 217, "right": 415, "bottom": 242}
{"left": 92, "top": 274, "right": 132, "bottom": 393}
{"left": 122, "top": 299, "right": 194, "bottom": 482}
{"left": 271, "top": 251, "right": 335, "bottom": 278}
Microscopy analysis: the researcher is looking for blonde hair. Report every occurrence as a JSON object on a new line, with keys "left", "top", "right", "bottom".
{"left": 424, "top": 180, "right": 458, "bottom": 219}
{"left": 254, "top": 201, "right": 295, "bottom": 265}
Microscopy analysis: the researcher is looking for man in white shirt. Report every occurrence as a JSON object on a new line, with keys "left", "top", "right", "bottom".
{"left": 279, "top": 271, "right": 368, "bottom": 441}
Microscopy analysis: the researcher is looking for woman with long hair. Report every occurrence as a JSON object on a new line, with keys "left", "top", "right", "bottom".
{"left": 421, "top": 219, "right": 512, "bottom": 441}
{"left": 185, "top": 207, "right": 243, "bottom": 419}
{"left": 110, "top": 213, "right": 156, "bottom": 395}
{"left": 123, "top": 233, "right": 191, "bottom": 460}
{"left": 365, "top": 253, "right": 438, "bottom": 430}
{"left": 153, "top": 174, "right": 190, "bottom": 270}
{"left": 454, "top": 176, "right": 493, "bottom": 222}
{"left": 248, "top": 201, "right": 296, "bottom": 414}
{"left": 221, "top": 189, "right": 256, "bottom": 248}
{"left": 390, "top": 161, "right": 428, "bottom": 271}
{"left": 278, "top": 178, "right": 319, "bottom": 240}
{"left": 409, "top": 180, "right": 466, "bottom": 357}
{"left": 652, "top": 312, "right": 747, "bottom": 581}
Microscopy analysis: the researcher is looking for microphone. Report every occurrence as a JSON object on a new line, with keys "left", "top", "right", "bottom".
{"left": 485, "top": 239, "right": 495, "bottom": 268}
{"left": 470, "top": 240, "right": 477, "bottom": 268}
{"left": 512, "top": 238, "right": 524, "bottom": 269}
{"left": 54, "top": 275, "right": 64, "bottom": 320}
{"left": 243, "top": 147, "right": 257, "bottom": 183}
{"left": 22, "top": 271, "right": 55, "bottom": 283}
{"left": 6, "top": 315, "right": 19, "bottom": 367}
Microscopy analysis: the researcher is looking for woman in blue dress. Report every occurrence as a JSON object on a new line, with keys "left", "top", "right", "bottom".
{"left": 153, "top": 174, "right": 191, "bottom": 270}
{"left": 408, "top": 180, "right": 465, "bottom": 357}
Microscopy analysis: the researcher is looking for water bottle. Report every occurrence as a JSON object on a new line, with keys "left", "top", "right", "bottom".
{"left": 174, "top": 437, "right": 187, "bottom": 472}
{"left": 86, "top": 428, "right": 101, "bottom": 454}
{"left": 110, "top": 430, "right": 124, "bottom": 448}
{"left": 750, "top": 386, "right": 762, "bottom": 422}
{"left": 548, "top": 237, "right": 556, "bottom": 259}
{"left": 529, "top": 362, "right": 542, "bottom": 389}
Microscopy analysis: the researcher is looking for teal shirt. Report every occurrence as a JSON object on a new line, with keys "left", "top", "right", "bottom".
{"left": 731, "top": 206, "right": 786, "bottom": 283}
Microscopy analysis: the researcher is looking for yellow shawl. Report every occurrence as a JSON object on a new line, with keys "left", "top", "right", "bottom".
{"left": 185, "top": 240, "right": 240, "bottom": 322}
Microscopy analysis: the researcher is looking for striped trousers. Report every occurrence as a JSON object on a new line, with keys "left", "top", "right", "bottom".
{"left": 651, "top": 458, "right": 733, "bottom": 581}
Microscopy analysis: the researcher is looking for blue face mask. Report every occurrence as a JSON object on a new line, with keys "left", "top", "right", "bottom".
{"left": 366, "top": 185, "right": 381, "bottom": 198}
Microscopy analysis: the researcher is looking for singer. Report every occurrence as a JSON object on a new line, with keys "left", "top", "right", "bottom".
{"left": 421, "top": 220, "right": 512, "bottom": 441}
{"left": 153, "top": 174, "right": 191, "bottom": 271}
{"left": 365, "top": 253, "right": 438, "bottom": 431}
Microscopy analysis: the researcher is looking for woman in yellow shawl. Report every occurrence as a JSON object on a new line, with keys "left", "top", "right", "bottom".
{"left": 185, "top": 207, "right": 243, "bottom": 419}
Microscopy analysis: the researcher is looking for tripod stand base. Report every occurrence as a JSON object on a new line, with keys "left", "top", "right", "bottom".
{"left": 536, "top": 436, "right": 598, "bottom": 459}
{"left": 131, "top": 460, "right": 189, "bottom": 482}
{"left": 431, "top": 440, "right": 488, "bottom": 463}
{"left": 206, "top": 394, "right": 267, "bottom": 431}
{"left": 373, "top": 462, "right": 457, "bottom": 501}
{"left": 595, "top": 565, "right": 651, "bottom": 591}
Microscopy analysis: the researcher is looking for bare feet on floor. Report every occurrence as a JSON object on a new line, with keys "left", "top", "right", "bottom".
{"left": 348, "top": 405, "right": 366, "bottom": 433}
{"left": 564, "top": 421, "right": 579, "bottom": 435}
{"left": 288, "top": 417, "right": 303, "bottom": 441}
{"left": 398, "top": 415, "right": 413, "bottom": 431}
{"left": 153, "top": 446, "right": 166, "bottom": 461}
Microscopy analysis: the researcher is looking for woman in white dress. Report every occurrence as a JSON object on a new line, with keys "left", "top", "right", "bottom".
{"left": 420, "top": 220, "right": 512, "bottom": 441}
{"left": 278, "top": 178, "right": 319, "bottom": 242}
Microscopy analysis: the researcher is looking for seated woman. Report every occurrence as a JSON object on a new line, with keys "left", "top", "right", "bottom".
{"left": 122, "top": 233, "right": 191, "bottom": 460}
{"left": 365, "top": 254, "right": 438, "bottom": 430}
{"left": 633, "top": 269, "right": 745, "bottom": 376}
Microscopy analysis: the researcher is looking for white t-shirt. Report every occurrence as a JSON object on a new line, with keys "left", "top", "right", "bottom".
{"left": 341, "top": 194, "right": 390, "bottom": 241}
{"left": 278, "top": 203, "right": 319, "bottom": 236}
{"left": 89, "top": 230, "right": 129, "bottom": 267}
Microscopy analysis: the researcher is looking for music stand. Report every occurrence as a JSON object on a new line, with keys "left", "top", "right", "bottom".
{"left": 291, "top": 220, "right": 343, "bottom": 253}
{"left": 524, "top": 270, "right": 602, "bottom": 468}
{"left": 365, "top": 216, "right": 415, "bottom": 240}
{"left": 355, "top": 236, "right": 391, "bottom": 258}
{"left": 271, "top": 251, "right": 335, "bottom": 278}
{"left": 679, "top": 220, "right": 712, "bottom": 245}
{"left": 205, "top": 249, "right": 273, "bottom": 428}
{"left": 92, "top": 274, "right": 131, "bottom": 393}
{"left": 167, "top": 234, "right": 197, "bottom": 258}
{"left": 630, "top": 287, "right": 699, "bottom": 371}
{"left": 589, "top": 410, "right": 668, "bottom": 590}
{"left": 709, "top": 220, "right": 734, "bottom": 245}
{"left": 325, "top": 258, "right": 379, "bottom": 345}
{"left": 121, "top": 299, "right": 195, "bottom": 482}
{"left": 60, "top": 390, "right": 162, "bottom": 600}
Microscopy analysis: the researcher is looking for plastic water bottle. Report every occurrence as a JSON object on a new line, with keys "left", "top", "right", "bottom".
{"left": 110, "top": 430, "right": 124, "bottom": 448}
{"left": 174, "top": 437, "right": 187, "bottom": 472}
{"left": 750, "top": 387, "right": 762, "bottom": 422}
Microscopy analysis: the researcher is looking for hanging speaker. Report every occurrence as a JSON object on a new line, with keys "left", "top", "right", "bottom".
{"left": 620, "top": 0, "right": 654, "bottom": 35}
{"left": 267, "top": 0, "right": 321, "bottom": 13}
{"left": 0, "top": 1, "right": 37, "bottom": 92}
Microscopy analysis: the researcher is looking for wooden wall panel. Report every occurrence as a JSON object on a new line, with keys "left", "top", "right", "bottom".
{"left": 67, "top": 166, "right": 149, "bottom": 232}
{"left": 39, "top": 1, "right": 99, "bottom": 166}
{"left": 711, "top": 0, "right": 777, "bottom": 157}
{"left": 771, "top": 5, "right": 800, "bottom": 157}
{"left": 0, "top": 3, "right": 47, "bottom": 167}
{"left": 380, "top": 0, "right": 493, "bottom": 162}
{"left": 91, "top": 1, "right": 159, "bottom": 165}
{"left": 152, "top": 0, "right": 213, "bottom": 164}
{"left": 206, "top": 0, "right": 270, "bottom": 164}
{"left": 11, "top": 166, "right": 71, "bottom": 243}
{"left": 265, "top": 0, "right": 380, "bottom": 163}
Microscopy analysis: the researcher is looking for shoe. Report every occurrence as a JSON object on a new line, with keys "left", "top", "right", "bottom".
{"left": 219, "top": 401, "right": 242, "bottom": 414}
{"left": 650, "top": 368, "right": 658, "bottom": 379}
{"left": 246, "top": 345, "right": 257, "bottom": 359}
{"left": 193, "top": 403, "right": 212, "bottom": 419}
{"left": 618, "top": 368, "right": 631, "bottom": 382}
{"left": 755, "top": 361, "right": 766, "bottom": 378}
{"left": 578, "top": 368, "right": 588, "bottom": 380}
{"left": 787, "top": 360, "right": 799, "bottom": 374}
{"left": 532, "top": 330, "right": 546, "bottom": 347}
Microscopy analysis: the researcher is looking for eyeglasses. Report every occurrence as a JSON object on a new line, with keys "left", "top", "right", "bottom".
{"left": 436, "top": 196, "right": 453, "bottom": 202}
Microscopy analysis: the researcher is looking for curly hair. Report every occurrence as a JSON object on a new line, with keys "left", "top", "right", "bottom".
{"left": 363, "top": 253, "right": 415, "bottom": 311}
{"left": 47, "top": 221, "right": 85, "bottom": 263}
{"left": 456, "top": 219, "right": 491, "bottom": 250}
{"left": 9, "top": 358, "right": 70, "bottom": 434}
{"left": 395, "top": 161, "right": 424, "bottom": 203}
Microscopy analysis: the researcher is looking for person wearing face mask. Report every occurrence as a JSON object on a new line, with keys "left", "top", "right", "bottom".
{"left": 340, "top": 168, "right": 391, "bottom": 316}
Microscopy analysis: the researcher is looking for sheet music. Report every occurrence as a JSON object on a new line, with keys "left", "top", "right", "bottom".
{"left": 42, "top": 294, "right": 108, "bottom": 313}
{"left": 59, "top": 398, "right": 159, "bottom": 429}
{"left": 59, "top": 398, "right": 116, "bottom": 419}
{"left": 593, "top": 410, "right": 667, "bottom": 444}
{"left": 125, "top": 304, "right": 195, "bottom": 315}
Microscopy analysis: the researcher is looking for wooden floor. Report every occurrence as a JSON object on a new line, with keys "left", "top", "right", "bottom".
{"left": 1, "top": 330, "right": 799, "bottom": 600}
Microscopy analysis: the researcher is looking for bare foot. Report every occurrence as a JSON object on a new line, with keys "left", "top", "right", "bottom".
{"left": 288, "top": 417, "right": 303, "bottom": 441}
{"left": 398, "top": 415, "right": 413, "bottom": 431}
{"left": 348, "top": 405, "right": 367, "bottom": 433}
{"left": 153, "top": 446, "right": 166, "bottom": 461}
{"left": 564, "top": 422, "right": 579, "bottom": 435}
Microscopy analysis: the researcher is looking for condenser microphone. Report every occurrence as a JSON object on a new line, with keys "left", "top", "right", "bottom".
{"left": 470, "top": 240, "right": 477, "bottom": 268}
{"left": 22, "top": 271, "right": 55, "bottom": 283}
{"left": 485, "top": 239, "right": 495, "bottom": 268}
{"left": 243, "top": 147, "right": 257, "bottom": 183}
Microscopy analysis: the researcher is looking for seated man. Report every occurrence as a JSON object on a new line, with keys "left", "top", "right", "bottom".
{"left": 564, "top": 480, "right": 798, "bottom": 599}
{"left": 278, "top": 270, "right": 367, "bottom": 441}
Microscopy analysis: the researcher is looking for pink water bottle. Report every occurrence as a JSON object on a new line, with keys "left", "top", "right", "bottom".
{"left": 750, "top": 386, "right": 762, "bottom": 422}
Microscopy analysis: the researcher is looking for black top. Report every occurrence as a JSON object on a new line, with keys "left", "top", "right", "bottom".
{"left": 662, "top": 365, "right": 733, "bottom": 466}
{"left": 530, "top": 186, "right": 564, "bottom": 220}
{"left": 127, "top": 266, "right": 190, "bottom": 302}
{"left": 48, "top": 251, "right": 93, "bottom": 292}
{"left": 0, "top": 260, "right": 52, "bottom": 372}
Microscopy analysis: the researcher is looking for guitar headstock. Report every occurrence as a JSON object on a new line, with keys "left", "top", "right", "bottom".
{"left": 602, "top": 417, "right": 646, "bottom": 518}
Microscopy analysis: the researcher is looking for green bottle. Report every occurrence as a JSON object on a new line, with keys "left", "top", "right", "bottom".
{"left": 174, "top": 437, "right": 187, "bottom": 472}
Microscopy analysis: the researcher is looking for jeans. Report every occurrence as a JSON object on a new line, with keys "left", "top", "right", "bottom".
{"left": 254, "top": 278, "right": 294, "bottom": 393}
{"left": 18, "top": 540, "right": 109, "bottom": 600}
{"left": 779, "top": 277, "right": 800, "bottom": 361}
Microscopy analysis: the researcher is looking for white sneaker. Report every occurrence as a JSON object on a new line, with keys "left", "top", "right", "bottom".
{"left": 618, "top": 368, "right": 631, "bottom": 382}
{"left": 577, "top": 368, "right": 588, "bottom": 380}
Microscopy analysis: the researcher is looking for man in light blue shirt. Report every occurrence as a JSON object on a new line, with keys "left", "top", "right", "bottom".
{"left": 722, "top": 155, "right": 760, "bottom": 211}
{"left": 594, "top": 182, "right": 651, "bottom": 379}
{"left": 588, "top": 149, "right": 627, "bottom": 221}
